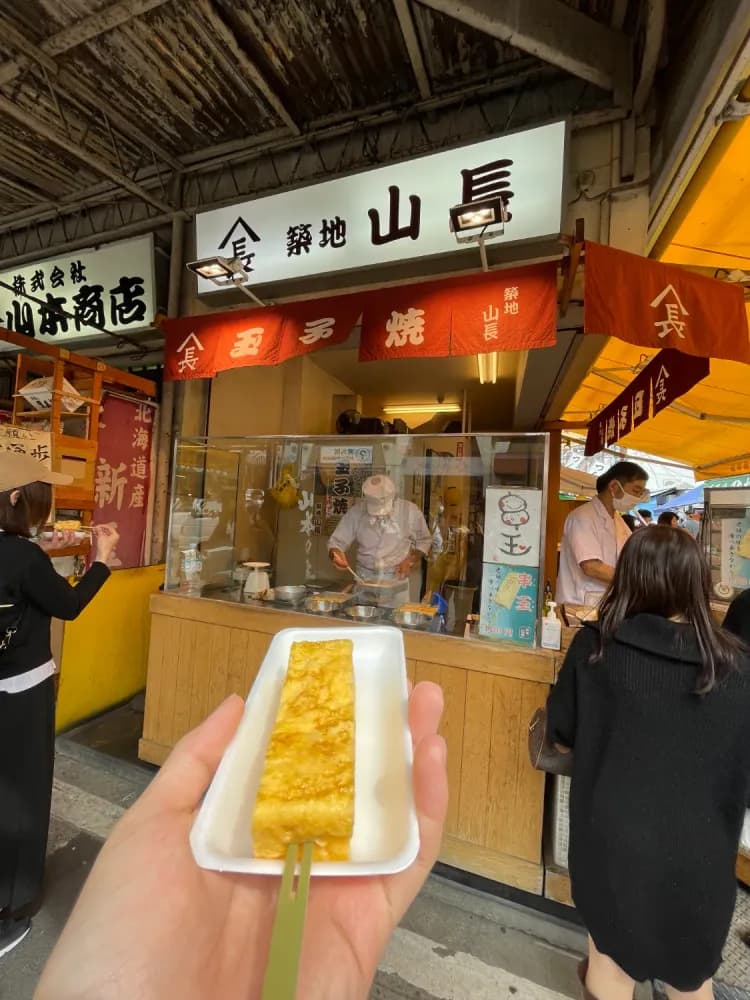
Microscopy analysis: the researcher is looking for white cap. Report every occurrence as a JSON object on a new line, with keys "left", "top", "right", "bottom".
{"left": 362, "top": 474, "right": 396, "bottom": 516}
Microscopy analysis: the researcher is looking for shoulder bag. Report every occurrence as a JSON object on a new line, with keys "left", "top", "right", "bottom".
{"left": 528, "top": 707, "right": 574, "bottom": 776}
{"left": 0, "top": 604, "right": 25, "bottom": 654}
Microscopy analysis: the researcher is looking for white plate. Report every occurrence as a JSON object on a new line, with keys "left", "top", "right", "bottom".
{"left": 190, "top": 625, "right": 418, "bottom": 877}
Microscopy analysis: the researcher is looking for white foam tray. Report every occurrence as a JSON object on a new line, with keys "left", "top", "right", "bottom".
{"left": 190, "top": 625, "right": 419, "bottom": 877}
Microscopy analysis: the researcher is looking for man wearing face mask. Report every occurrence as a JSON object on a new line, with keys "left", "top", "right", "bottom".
{"left": 556, "top": 460, "right": 649, "bottom": 607}
{"left": 328, "top": 474, "right": 432, "bottom": 605}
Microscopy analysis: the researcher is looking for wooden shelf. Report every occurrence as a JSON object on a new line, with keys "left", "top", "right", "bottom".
{"left": 15, "top": 408, "right": 88, "bottom": 420}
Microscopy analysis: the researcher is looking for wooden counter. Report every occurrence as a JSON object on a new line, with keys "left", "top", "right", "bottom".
{"left": 140, "top": 593, "right": 561, "bottom": 894}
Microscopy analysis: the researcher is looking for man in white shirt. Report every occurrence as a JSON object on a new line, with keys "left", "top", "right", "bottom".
{"left": 328, "top": 475, "right": 432, "bottom": 603}
{"left": 556, "top": 461, "right": 649, "bottom": 606}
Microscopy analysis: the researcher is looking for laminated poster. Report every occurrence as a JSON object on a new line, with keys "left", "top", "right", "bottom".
{"left": 720, "top": 518, "right": 750, "bottom": 591}
{"left": 479, "top": 563, "right": 538, "bottom": 646}
{"left": 483, "top": 487, "right": 542, "bottom": 566}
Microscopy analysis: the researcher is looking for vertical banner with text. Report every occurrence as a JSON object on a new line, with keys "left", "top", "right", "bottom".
{"left": 93, "top": 395, "right": 156, "bottom": 568}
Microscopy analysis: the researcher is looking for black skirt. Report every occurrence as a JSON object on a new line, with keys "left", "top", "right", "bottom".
{"left": 0, "top": 676, "right": 55, "bottom": 918}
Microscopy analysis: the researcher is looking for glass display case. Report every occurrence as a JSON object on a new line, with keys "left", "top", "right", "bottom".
{"left": 166, "top": 433, "right": 550, "bottom": 645}
{"left": 704, "top": 487, "right": 750, "bottom": 605}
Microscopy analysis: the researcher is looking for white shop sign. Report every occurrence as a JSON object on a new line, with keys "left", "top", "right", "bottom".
{"left": 196, "top": 120, "right": 567, "bottom": 290}
{"left": 0, "top": 424, "right": 52, "bottom": 466}
{"left": 0, "top": 234, "right": 156, "bottom": 345}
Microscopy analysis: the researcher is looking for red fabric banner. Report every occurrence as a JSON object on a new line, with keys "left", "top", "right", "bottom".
{"left": 359, "top": 280, "right": 452, "bottom": 362}
{"left": 278, "top": 295, "right": 362, "bottom": 363}
{"left": 93, "top": 394, "right": 155, "bottom": 567}
{"left": 584, "top": 242, "right": 750, "bottom": 364}
{"left": 163, "top": 268, "right": 557, "bottom": 378}
{"left": 449, "top": 262, "right": 558, "bottom": 355}
{"left": 585, "top": 349, "right": 709, "bottom": 456}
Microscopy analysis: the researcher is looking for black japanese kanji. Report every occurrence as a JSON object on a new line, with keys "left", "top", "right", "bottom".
{"left": 38, "top": 293, "right": 69, "bottom": 337}
{"left": 319, "top": 216, "right": 347, "bottom": 249}
{"left": 11, "top": 274, "right": 26, "bottom": 296}
{"left": 6, "top": 301, "right": 35, "bottom": 338}
{"left": 286, "top": 224, "right": 313, "bottom": 256}
{"left": 109, "top": 275, "right": 147, "bottom": 326}
{"left": 70, "top": 260, "right": 87, "bottom": 284}
{"left": 30, "top": 269, "right": 45, "bottom": 293}
{"left": 218, "top": 216, "right": 260, "bottom": 272}
{"left": 72, "top": 284, "right": 105, "bottom": 330}
{"left": 49, "top": 266, "right": 65, "bottom": 289}
{"left": 461, "top": 158, "right": 514, "bottom": 221}
{"left": 368, "top": 186, "right": 421, "bottom": 245}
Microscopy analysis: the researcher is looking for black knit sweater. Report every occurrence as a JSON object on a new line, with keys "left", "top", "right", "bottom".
{"left": 0, "top": 533, "right": 110, "bottom": 681}
{"left": 546, "top": 615, "right": 750, "bottom": 991}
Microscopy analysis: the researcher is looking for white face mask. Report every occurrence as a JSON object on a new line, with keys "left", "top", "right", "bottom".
{"left": 611, "top": 482, "right": 649, "bottom": 513}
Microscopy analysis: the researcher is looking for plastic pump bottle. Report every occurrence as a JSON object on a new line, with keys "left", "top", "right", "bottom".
{"left": 541, "top": 601, "right": 562, "bottom": 651}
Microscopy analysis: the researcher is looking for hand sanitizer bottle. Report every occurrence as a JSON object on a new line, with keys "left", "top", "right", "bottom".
{"left": 541, "top": 601, "right": 562, "bottom": 651}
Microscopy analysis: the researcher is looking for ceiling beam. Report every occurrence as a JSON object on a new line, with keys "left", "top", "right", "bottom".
{"left": 0, "top": 14, "right": 182, "bottom": 171}
{"left": 393, "top": 0, "right": 432, "bottom": 100}
{"left": 196, "top": 0, "right": 300, "bottom": 135}
{"left": 417, "top": 0, "right": 632, "bottom": 104}
{"left": 0, "top": 92, "right": 174, "bottom": 215}
{"left": 0, "top": 0, "right": 172, "bottom": 86}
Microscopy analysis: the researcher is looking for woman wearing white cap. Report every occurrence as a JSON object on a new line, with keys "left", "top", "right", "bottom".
{"left": 328, "top": 474, "right": 432, "bottom": 605}
{"left": 0, "top": 452, "right": 118, "bottom": 959}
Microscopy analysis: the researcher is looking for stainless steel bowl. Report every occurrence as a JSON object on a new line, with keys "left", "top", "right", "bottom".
{"left": 304, "top": 596, "right": 339, "bottom": 615}
{"left": 392, "top": 609, "right": 430, "bottom": 628}
{"left": 274, "top": 585, "right": 307, "bottom": 603}
{"left": 345, "top": 605, "right": 381, "bottom": 620}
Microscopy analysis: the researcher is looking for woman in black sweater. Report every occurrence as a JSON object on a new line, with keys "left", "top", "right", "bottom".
{"left": 0, "top": 453, "right": 118, "bottom": 959}
{"left": 547, "top": 526, "right": 750, "bottom": 1000}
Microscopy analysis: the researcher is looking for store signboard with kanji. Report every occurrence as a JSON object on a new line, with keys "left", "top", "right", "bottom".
{"left": 585, "top": 349, "right": 710, "bottom": 456}
{"left": 0, "top": 424, "right": 51, "bottom": 466}
{"left": 163, "top": 263, "right": 557, "bottom": 379}
{"left": 0, "top": 235, "right": 156, "bottom": 346}
{"left": 93, "top": 395, "right": 156, "bottom": 568}
{"left": 196, "top": 121, "right": 566, "bottom": 288}
{"left": 585, "top": 241, "right": 750, "bottom": 364}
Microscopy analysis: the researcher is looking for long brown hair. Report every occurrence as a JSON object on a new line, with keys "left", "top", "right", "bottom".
{"left": 595, "top": 526, "right": 743, "bottom": 693}
{"left": 0, "top": 482, "right": 53, "bottom": 537}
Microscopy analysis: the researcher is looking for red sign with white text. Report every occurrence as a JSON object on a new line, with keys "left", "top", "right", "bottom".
{"left": 359, "top": 281, "right": 452, "bottom": 361}
{"left": 450, "top": 262, "right": 558, "bottom": 355}
{"left": 584, "top": 349, "right": 709, "bottom": 456}
{"left": 277, "top": 296, "right": 362, "bottom": 363}
{"left": 584, "top": 241, "right": 750, "bottom": 364}
{"left": 93, "top": 395, "right": 156, "bottom": 567}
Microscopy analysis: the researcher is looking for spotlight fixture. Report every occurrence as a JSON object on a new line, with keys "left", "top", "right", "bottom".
{"left": 186, "top": 256, "right": 265, "bottom": 306}
{"left": 449, "top": 197, "right": 509, "bottom": 236}
{"left": 449, "top": 197, "right": 510, "bottom": 270}
{"left": 382, "top": 402, "right": 462, "bottom": 415}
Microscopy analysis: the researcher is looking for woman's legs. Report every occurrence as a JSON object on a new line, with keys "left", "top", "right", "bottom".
{"left": 585, "top": 936, "right": 636, "bottom": 1000}
{"left": 664, "top": 981, "right": 713, "bottom": 1000}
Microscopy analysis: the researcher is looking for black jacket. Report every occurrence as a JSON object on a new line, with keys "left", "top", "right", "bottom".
{"left": 546, "top": 615, "right": 750, "bottom": 990}
{"left": 0, "top": 533, "right": 110, "bottom": 681}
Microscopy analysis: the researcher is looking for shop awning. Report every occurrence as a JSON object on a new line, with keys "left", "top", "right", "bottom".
{"left": 562, "top": 337, "right": 750, "bottom": 478}
{"left": 562, "top": 107, "right": 750, "bottom": 478}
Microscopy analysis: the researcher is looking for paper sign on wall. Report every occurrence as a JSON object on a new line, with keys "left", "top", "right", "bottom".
{"left": 479, "top": 564, "right": 538, "bottom": 645}
{"left": 0, "top": 424, "right": 52, "bottom": 466}
{"left": 483, "top": 487, "right": 542, "bottom": 565}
